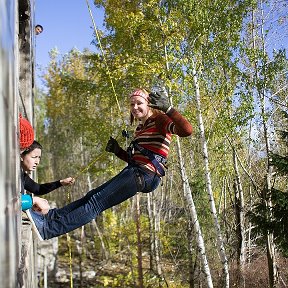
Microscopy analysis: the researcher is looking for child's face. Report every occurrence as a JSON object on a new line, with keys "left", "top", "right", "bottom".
{"left": 21, "top": 148, "right": 42, "bottom": 172}
{"left": 35, "top": 26, "right": 42, "bottom": 35}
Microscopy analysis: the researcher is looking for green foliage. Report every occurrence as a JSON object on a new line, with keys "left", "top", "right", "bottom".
{"left": 100, "top": 271, "right": 134, "bottom": 287}
{"left": 270, "top": 153, "right": 288, "bottom": 174}
{"left": 249, "top": 188, "right": 288, "bottom": 257}
{"left": 249, "top": 107, "right": 288, "bottom": 255}
{"left": 37, "top": 0, "right": 288, "bottom": 285}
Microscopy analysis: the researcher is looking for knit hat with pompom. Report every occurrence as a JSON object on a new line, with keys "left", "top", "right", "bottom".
{"left": 19, "top": 114, "right": 34, "bottom": 149}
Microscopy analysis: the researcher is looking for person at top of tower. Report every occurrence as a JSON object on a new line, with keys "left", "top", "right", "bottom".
{"left": 35, "top": 24, "right": 43, "bottom": 35}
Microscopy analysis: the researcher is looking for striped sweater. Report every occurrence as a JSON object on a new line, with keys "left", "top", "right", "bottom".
{"left": 116, "top": 108, "right": 192, "bottom": 174}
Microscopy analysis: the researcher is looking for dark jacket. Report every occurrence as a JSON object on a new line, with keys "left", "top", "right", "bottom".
{"left": 21, "top": 171, "right": 62, "bottom": 196}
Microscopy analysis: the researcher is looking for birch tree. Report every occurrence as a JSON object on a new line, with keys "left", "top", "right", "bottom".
{"left": 36, "top": 0, "right": 288, "bottom": 286}
{"left": 92, "top": 1, "right": 215, "bottom": 286}
{"left": 240, "top": 1, "right": 288, "bottom": 286}
{"left": 232, "top": 149, "right": 246, "bottom": 286}
{"left": 135, "top": 194, "right": 144, "bottom": 288}
{"left": 190, "top": 59, "right": 229, "bottom": 286}
{"left": 176, "top": 136, "right": 214, "bottom": 288}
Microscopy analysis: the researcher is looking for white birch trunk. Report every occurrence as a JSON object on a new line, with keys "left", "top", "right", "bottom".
{"left": 233, "top": 150, "right": 246, "bottom": 263}
{"left": 147, "top": 193, "right": 155, "bottom": 270}
{"left": 233, "top": 149, "right": 246, "bottom": 287}
{"left": 87, "top": 174, "right": 109, "bottom": 260}
{"left": 176, "top": 137, "right": 214, "bottom": 288}
{"left": 162, "top": 39, "right": 213, "bottom": 288}
{"left": 135, "top": 194, "right": 144, "bottom": 288}
{"left": 252, "top": 4, "right": 278, "bottom": 286}
{"left": 153, "top": 190, "right": 162, "bottom": 276}
{"left": 259, "top": 69, "right": 278, "bottom": 288}
{"left": 247, "top": 122, "right": 253, "bottom": 266}
{"left": 191, "top": 59, "right": 229, "bottom": 287}
{"left": 261, "top": 94, "right": 278, "bottom": 287}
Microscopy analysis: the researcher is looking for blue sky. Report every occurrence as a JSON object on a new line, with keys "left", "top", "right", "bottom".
{"left": 34, "top": 1, "right": 287, "bottom": 89}
{"left": 34, "top": 0, "right": 104, "bottom": 87}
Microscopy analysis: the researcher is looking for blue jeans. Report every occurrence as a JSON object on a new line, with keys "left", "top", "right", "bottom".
{"left": 42, "top": 165, "right": 161, "bottom": 239}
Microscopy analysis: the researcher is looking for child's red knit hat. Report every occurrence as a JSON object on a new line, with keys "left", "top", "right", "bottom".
{"left": 19, "top": 114, "right": 34, "bottom": 149}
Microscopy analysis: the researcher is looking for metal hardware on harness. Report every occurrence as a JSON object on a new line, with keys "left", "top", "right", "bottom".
{"left": 122, "top": 130, "right": 130, "bottom": 138}
{"left": 128, "top": 141, "right": 167, "bottom": 176}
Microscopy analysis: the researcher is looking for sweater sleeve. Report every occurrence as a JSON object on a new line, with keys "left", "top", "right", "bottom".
{"left": 23, "top": 173, "right": 62, "bottom": 196}
{"left": 156, "top": 108, "right": 192, "bottom": 137}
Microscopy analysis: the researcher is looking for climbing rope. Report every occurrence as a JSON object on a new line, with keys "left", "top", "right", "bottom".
{"left": 73, "top": 151, "right": 106, "bottom": 180}
{"left": 85, "top": 0, "right": 127, "bottom": 134}
{"left": 68, "top": 0, "right": 134, "bottom": 181}
{"left": 19, "top": 90, "right": 28, "bottom": 118}
{"left": 65, "top": 185, "right": 74, "bottom": 288}
{"left": 65, "top": 3, "right": 131, "bottom": 286}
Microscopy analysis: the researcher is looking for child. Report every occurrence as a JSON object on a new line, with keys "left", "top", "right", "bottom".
{"left": 19, "top": 114, "right": 74, "bottom": 213}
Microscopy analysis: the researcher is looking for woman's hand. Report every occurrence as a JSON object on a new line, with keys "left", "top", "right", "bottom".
{"left": 105, "top": 137, "right": 120, "bottom": 154}
{"left": 148, "top": 90, "right": 171, "bottom": 113}
{"left": 60, "top": 177, "right": 75, "bottom": 186}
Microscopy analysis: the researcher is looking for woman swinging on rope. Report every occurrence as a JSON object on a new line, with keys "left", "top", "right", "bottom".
{"left": 25, "top": 88, "right": 193, "bottom": 240}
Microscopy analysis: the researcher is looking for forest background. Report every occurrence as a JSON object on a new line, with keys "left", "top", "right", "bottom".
{"left": 34, "top": 0, "right": 288, "bottom": 287}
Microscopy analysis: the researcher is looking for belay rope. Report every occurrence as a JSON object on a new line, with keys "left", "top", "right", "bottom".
{"left": 64, "top": 2, "right": 168, "bottom": 286}
{"left": 85, "top": 0, "right": 127, "bottom": 134}
{"left": 64, "top": 1, "right": 129, "bottom": 287}
{"left": 66, "top": 187, "right": 74, "bottom": 288}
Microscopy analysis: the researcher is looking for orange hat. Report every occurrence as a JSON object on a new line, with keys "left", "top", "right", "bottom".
{"left": 130, "top": 89, "right": 149, "bottom": 101}
{"left": 19, "top": 114, "right": 34, "bottom": 149}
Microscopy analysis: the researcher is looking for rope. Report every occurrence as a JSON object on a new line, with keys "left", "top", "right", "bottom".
{"left": 19, "top": 89, "right": 28, "bottom": 118}
{"left": 67, "top": 233, "right": 73, "bottom": 287}
{"left": 66, "top": 186, "right": 74, "bottom": 288}
{"left": 85, "top": 0, "right": 127, "bottom": 132}
{"left": 63, "top": 4, "right": 132, "bottom": 285}
{"left": 64, "top": 149, "right": 118, "bottom": 288}
{"left": 73, "top": 151, "right": 106, "bottom": 180}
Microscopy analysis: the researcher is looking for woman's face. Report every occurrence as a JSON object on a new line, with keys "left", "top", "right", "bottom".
{"left": 21, "top": 148, "right": 42, "bottom": 172}
{"left": 130, "top": 95, "right": 151, "bottom": 121}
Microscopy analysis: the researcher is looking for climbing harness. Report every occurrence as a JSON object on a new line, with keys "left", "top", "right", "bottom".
{"left": 128, "top": 140, "right": 167, "bottom": 177}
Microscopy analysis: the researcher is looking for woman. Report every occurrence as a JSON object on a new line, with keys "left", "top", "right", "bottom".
{"left": 21, "top": 141, "right": 75, "bottom": 213}
{"left": 26, "top": 88, "right": 192, "bottom": 241}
